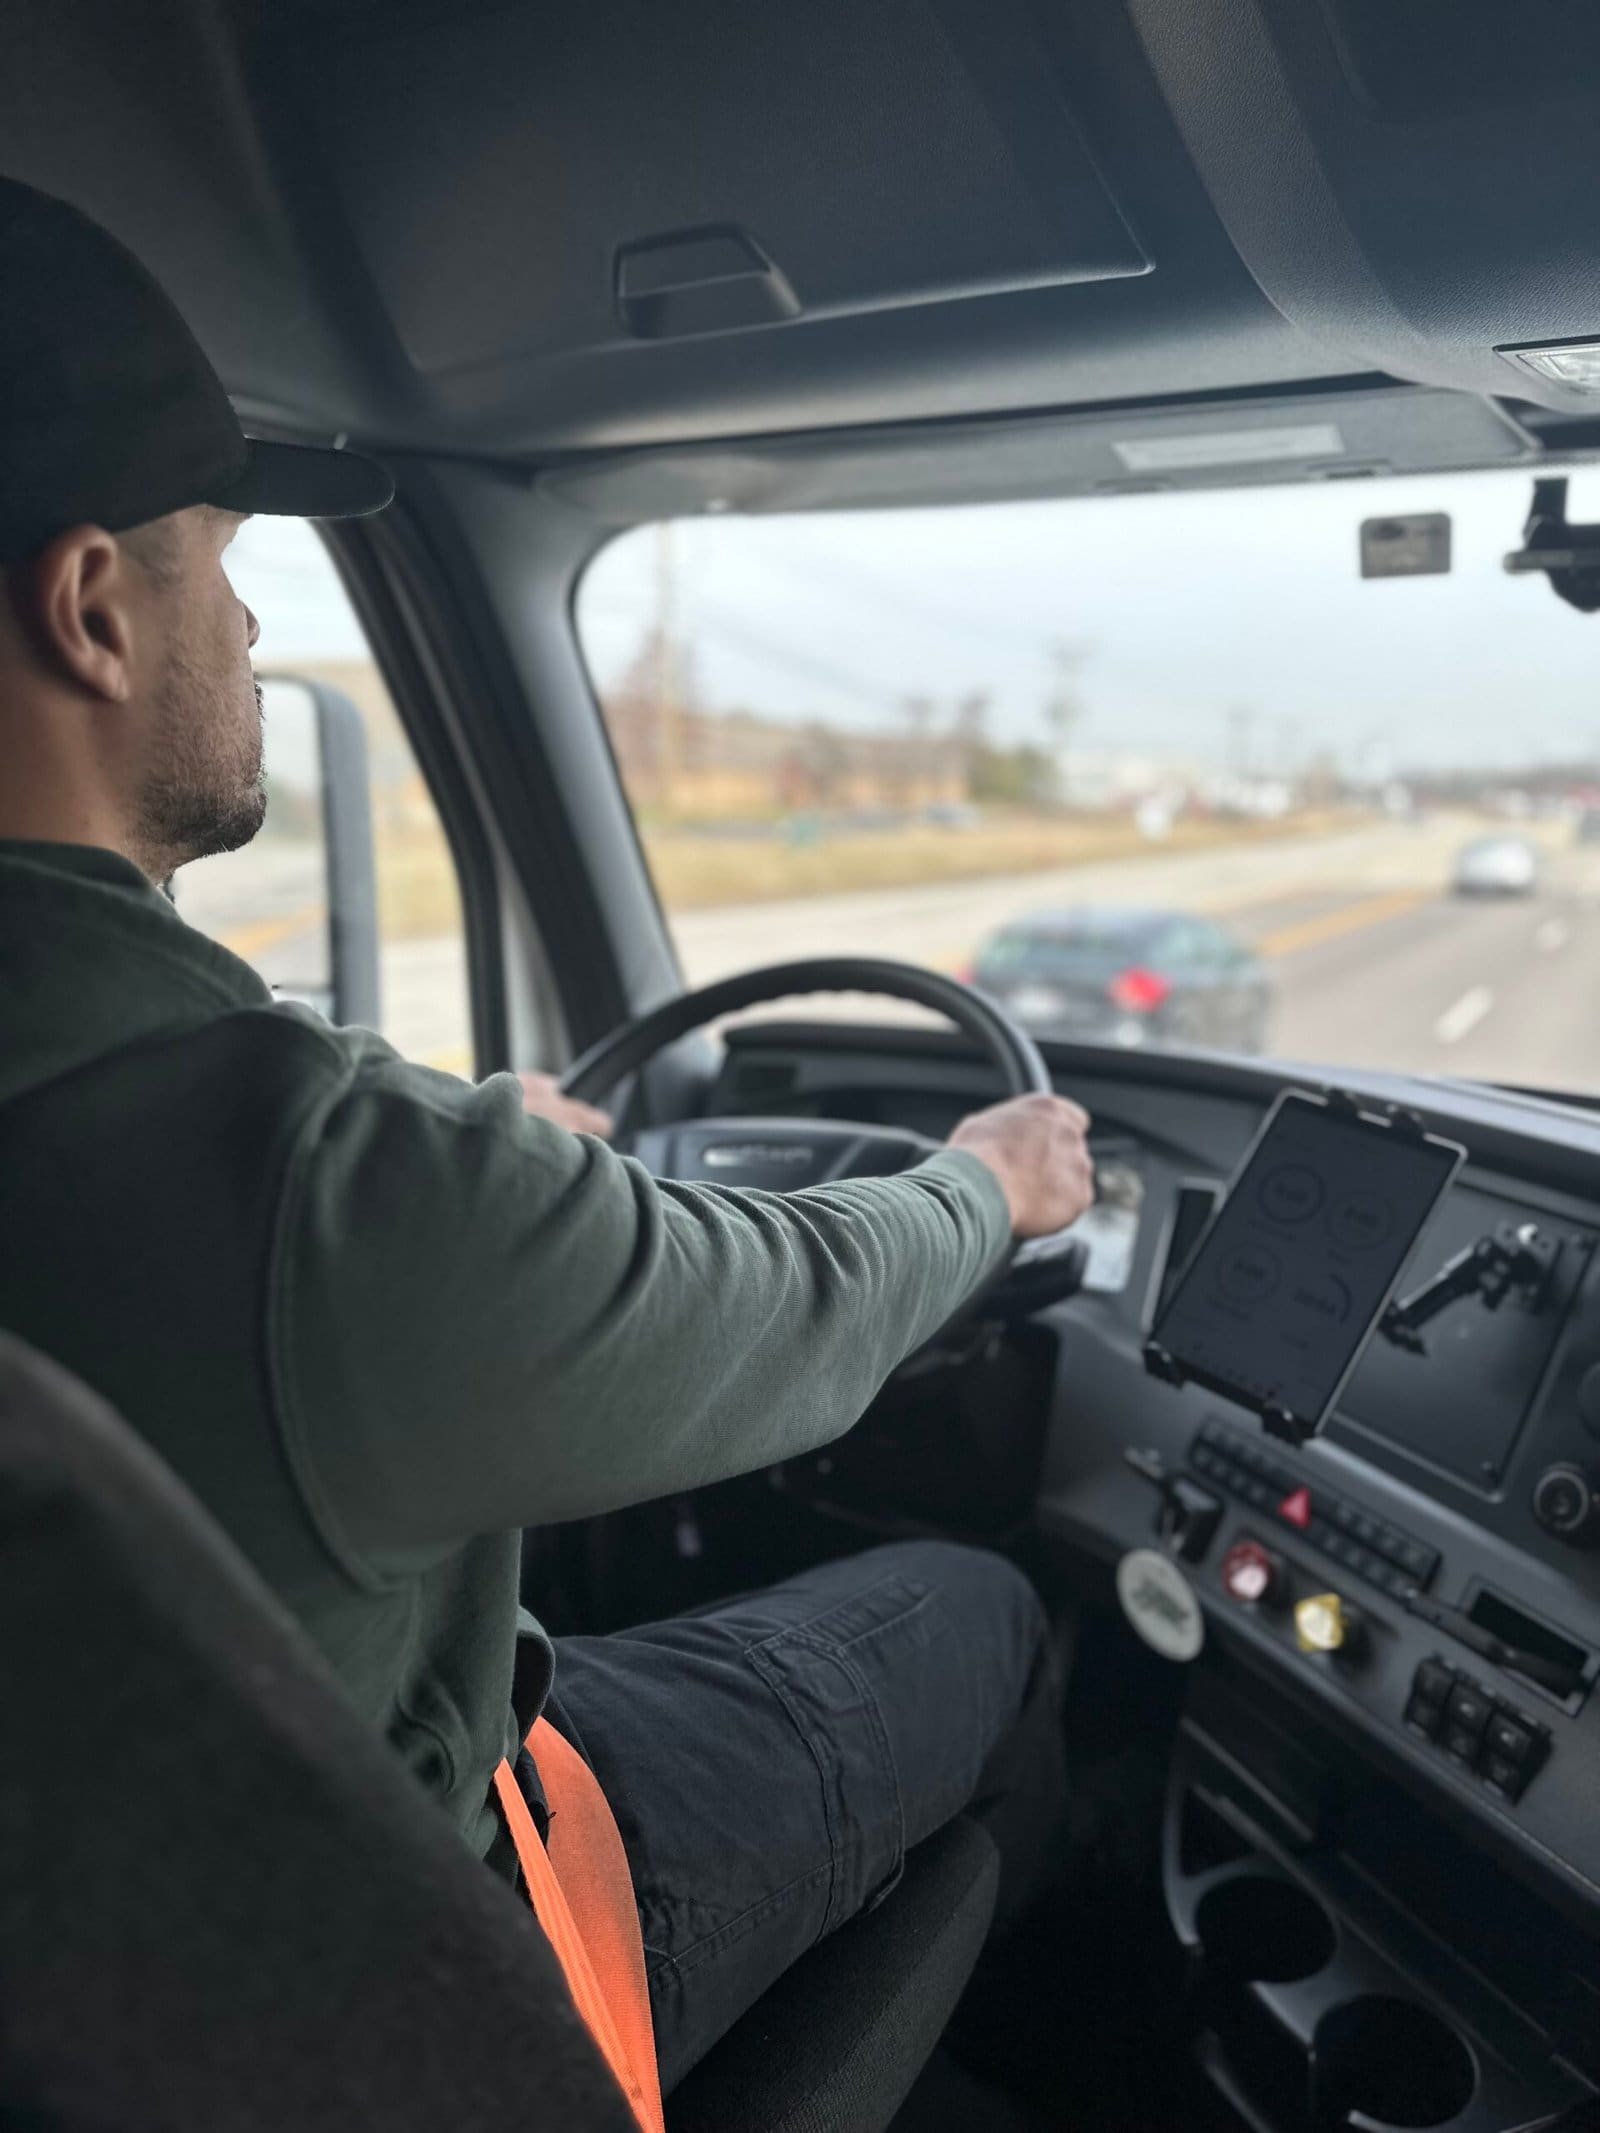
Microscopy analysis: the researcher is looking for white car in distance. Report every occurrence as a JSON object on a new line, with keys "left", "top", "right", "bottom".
{"left": 1451, "top": 834, "right": 1540, "bottom": 897}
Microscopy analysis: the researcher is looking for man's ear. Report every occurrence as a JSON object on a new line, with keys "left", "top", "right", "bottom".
{"left": 23, "top": 525, "right": 139, "bottom": 703}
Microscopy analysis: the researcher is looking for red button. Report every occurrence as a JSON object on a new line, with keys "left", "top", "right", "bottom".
{"left": 1222, "top": 1538, "right": 1281, "bottom": 1606}
{"left": 1277, "top": 1486, "right": 1312, "bottom": 1530}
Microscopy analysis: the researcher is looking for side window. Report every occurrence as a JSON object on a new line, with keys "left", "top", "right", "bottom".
{"left": 175, "top": 518, "right": 474, "bottom": 1075}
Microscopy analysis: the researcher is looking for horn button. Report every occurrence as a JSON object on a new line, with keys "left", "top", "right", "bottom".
{"left": 626, "top": 1119, "right": 937, "bottom": 1190}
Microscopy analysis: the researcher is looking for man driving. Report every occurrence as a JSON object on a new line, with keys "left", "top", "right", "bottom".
{"left": 0, "top": 179, "right": 1095, "bottom": 2096}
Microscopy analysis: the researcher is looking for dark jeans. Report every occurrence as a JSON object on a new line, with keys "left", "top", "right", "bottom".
{"left": 546, "top": 1540, "right": 1066, "bottom": 2096}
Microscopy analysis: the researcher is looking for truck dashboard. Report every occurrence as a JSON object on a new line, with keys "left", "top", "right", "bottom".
{"left": 696, "top": 1021, "right": 1600, "bottom": 2127}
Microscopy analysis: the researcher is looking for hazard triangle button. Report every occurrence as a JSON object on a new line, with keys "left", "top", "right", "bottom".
{"left": 1277, "top": 1486, "right": 1312, "bottom": 1530}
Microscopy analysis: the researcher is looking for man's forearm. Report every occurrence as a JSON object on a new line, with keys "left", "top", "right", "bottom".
{"left": 276, "top": 1062, "right": 1013, "bottom": 1569}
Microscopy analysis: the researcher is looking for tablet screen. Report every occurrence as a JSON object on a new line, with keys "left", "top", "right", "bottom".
{"left": 1151, "top": 1092, "right": 1463, "bottom": 1433}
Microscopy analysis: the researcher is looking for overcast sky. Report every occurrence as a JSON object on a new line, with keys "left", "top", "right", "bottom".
{"left": 231, "top": 464, "right": 1600, "bottom": 779}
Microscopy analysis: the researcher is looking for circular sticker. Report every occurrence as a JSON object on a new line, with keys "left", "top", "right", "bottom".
{"left": 1216, "top": 1240, "right": 1282, "bottom": 1307}
{"left": 1116, "top": 1548, "right": 1205, "bottom": 1662}
{"left": 1257, "top": 1162, "right": 1326, "bottom": 1225}
{"left": 1327, "top": 1190, "right": 1395, "bottom": 1252}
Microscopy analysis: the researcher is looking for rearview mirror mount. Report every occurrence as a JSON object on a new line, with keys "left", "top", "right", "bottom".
{"left": 1503, "top": 476, "right": 1600, "bottom": 612}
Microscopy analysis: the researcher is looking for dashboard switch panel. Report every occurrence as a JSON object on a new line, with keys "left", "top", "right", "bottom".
{"left": 1404, "top": 1657, "right": 1549, "bottom": 1801}
{"left": 1124, "top": 1445, "right": 1223, "bottom": 1561}
{"left": 1191, "top": 1420, "right": 1440, "bottom": 1596}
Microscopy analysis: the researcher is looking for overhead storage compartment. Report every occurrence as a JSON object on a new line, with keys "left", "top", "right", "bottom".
{"left": 286, "top": 0, "right": 1148, "bottom": 377}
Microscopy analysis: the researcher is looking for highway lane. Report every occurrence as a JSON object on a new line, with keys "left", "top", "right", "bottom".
{"left": 188, "top": 812, "right": 1600, "bottom": 1098}
{"left": 1262, "top": 866, "right": 1600, "bottom": 1093}
{"left": 669, "top": 814, "right": 1476, "bottom": 989}
{"left": 668, "top": 817, "right": 1600, "bottom": 1099}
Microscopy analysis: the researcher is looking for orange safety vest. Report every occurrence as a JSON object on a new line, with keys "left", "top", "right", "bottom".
{"left": 493, "top": 1720, "right": 665, "bottom": 2133}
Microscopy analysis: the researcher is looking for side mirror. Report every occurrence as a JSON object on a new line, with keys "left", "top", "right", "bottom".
{"left": 175, "top": 674, "right": 382, "bottom": 1029}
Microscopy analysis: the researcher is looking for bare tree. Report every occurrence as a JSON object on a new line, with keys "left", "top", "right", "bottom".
{"left": 899, "top": 693, "right": 938, "bottom": 798}
{"left": 952, "top": 690, "right": 993, "bottom": 793}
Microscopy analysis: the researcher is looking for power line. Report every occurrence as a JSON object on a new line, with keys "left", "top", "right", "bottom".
{"left": 691, "top": 603, "right": 913, "bottom": 715}
{"left": 744, "top": 535, "right": 1049, "bottom": 651}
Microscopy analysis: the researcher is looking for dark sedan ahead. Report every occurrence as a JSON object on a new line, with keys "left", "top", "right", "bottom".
{"left": 966, "top": 906, "right": 1274, "bottom": 1053}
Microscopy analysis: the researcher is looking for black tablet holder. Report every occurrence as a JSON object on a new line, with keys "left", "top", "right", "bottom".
{"left": 1141, "top": 1087, "right": 1460, "bottom": 1449}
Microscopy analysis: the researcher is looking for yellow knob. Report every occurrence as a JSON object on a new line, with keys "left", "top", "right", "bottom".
{"left": 1294, "top": 1592, "right": 1348, "bottom": 1654}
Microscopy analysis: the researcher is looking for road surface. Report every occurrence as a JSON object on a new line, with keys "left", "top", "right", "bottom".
{"left": 191, "top": 813, "right": 1600, "bottom": 1097}
{"left": 668, "top": 811, "right": 1600, "bottom": 1095}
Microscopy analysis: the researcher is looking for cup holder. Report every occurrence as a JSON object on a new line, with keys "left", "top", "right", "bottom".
{"left": 1195, "top": 1873, "right": 1337, "bottom": 1985}
{"left": 1312, "top": 1995, "right": 1476, "bottom": 2129}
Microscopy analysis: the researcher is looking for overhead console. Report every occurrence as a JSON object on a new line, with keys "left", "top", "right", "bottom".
{"left": 1127, "top": 0, "right": 1600, "bottom": 413}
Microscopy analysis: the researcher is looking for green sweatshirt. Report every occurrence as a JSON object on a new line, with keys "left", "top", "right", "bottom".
{"left": 0, "top": 841, "right": 1012, "bottom": 1862}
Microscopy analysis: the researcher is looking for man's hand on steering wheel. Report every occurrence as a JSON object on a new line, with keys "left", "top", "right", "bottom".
{"left": 517, "top": 1071, "right": 614, "bottom": 1140}
{"left": 553, "top": 955, "right": 1098, "bottom": 1320}
{"left": 948, "top": 1094, "right": 1095, "bottom": 1239}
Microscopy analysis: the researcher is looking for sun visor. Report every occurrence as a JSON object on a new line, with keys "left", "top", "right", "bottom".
{"left": 539, "top": 386, "right": 1535, "bottom": 525}
{"left": 289, "top": 0, "right": 1147, "bottom": 385}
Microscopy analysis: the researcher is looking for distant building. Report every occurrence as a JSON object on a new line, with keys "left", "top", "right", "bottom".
{"left": 1061, "top": 750, "right": 1207, "bottom": 811}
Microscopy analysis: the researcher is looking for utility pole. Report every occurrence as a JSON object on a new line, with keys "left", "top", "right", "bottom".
{"left": 1043, "top": 641, "right": 1085, "bottom": 804}
{"left": 951, "top": 691, "right": 990, "bottom": 798}
{"left": 900, "top": 694, "right": 937, "bottom": 803}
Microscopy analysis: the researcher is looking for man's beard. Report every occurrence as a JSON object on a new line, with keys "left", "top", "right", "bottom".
{"left": 136, "top": 663, "right": 267, "bottom": 874}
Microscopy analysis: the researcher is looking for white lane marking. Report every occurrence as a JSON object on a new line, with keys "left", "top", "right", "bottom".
{"left": 1537, "top": 918, "right": 1571, "bottom": 952}
{"left": 1435, "top": 985, "right": 1494, "bottom": 1045}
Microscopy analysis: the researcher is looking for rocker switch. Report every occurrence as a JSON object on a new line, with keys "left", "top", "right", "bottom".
{"left": 1124, "top": 1447, "right": 1223, "bottom": 1563}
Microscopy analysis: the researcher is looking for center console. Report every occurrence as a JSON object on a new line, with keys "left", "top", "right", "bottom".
{"left": 1163, "top": 1672, "right": 1598, "bottom": 2131}
{"left": 1034, "top": 1076, "right": 1600, "bottom": 2130}
{"left": 1114, "top": 1151, "right": 1600, "bottom": 1902}
{"left": 710, "top": 1029, "right": 1600, "bottom": 2126}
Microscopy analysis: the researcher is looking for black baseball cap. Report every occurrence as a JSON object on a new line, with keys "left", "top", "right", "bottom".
{"left": 0, "top": 176, "right": 394, "bottom": 568}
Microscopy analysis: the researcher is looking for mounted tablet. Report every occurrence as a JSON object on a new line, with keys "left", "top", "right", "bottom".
{"left": 1144, "top": 1090, "right": 1464, "bottom": 1445}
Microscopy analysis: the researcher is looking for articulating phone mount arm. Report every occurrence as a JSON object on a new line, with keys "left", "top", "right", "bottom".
{"left": 1379, "top": 1221, "right": 1560, "bottom": 1357}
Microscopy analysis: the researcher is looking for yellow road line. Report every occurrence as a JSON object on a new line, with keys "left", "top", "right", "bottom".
{"left": 1255, "top": 889, "right": 1428, "bottom": 960}
{"left": 220, "top": 907, "right": 320, "bottom": 960}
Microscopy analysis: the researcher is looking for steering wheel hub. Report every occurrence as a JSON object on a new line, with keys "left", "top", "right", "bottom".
{"left": 627, "top": 1118, "right": 939, "bottom": 1192}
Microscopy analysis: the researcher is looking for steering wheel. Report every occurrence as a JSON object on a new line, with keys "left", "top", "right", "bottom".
{"left": 559, "top": 958, "right": 1090, "bottom": 1320}
{"left": 559, "top": 957, "right": 1051, "bottom": 1195}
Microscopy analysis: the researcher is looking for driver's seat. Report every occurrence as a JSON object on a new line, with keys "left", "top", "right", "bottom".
{"left": 0, "top": 1330, "right": 997, "bottom": 2133}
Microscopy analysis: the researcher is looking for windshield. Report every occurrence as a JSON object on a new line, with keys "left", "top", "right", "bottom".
{"left": 576, "top": 466, "right": 1600, "bottom": 1094}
